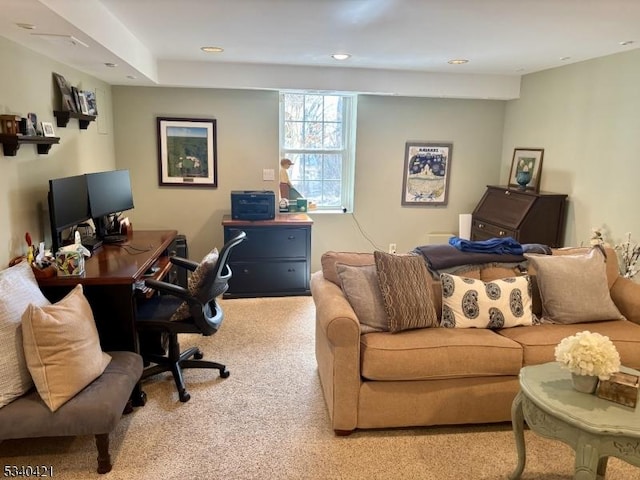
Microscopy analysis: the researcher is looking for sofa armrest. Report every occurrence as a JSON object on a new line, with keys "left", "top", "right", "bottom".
{"left": 311, "top": 271, "right": 362, "bottom": 433}
{"left": 611, "top": 276, "right": 640, "bottom": 325}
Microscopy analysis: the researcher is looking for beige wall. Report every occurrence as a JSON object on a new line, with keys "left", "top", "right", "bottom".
{"left": 0, "top": 38, "right": 115, "bottom": 267}
{"left": 502, "top": 48, "right": 640, "bottom": 247}
{"left": 112, "top": 88, "right": 505, "bottom": 270}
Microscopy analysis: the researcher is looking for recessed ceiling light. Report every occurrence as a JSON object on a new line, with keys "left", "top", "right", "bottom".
{"left": 126, "top": 75, "right": 137, "bottom": 80}
{"left": 16, "top": 23, "right": 36, "bottom": 30}
{"left": 331, "top": 53, "right": 351, "bottom": 61}
{"left": 201, "top": 46, "right": 224, "bottom": 53}
{"left": 104, "top": 62, "right": 118, "bottom": 68}
{"left": 448, "top": 59, "right": 469, "bottom": 65}
{"left": 620, "top": 40, "right": 634, "bottom": 46}
{"left": 560, "top": 56, "right": 571, "bottom": 61}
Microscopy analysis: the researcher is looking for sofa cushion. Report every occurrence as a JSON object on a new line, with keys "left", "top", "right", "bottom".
{"left": 360, "top": 327, "right": 523, "bottom": 381}
{"left": 0, "top": 262, "right": 50, "bottom": 409}
{"left": 21, "top": 284, "right": 112, "bottom": 412}
{"left": 497, "top": 319, "right": 640, "bottom": 369}
{"left": 440, "top": 274, "right": 533, "bottom": 329}
{"left": 374, "top": 251, "right": 438, "bottom": 333}
{"left": 525, "top": 249, "right": 623, "bottom": 324}
{"left": 336, "top": 263, "right": 388, "bottom": 333}
{"left": 321, "top": 251, "right": 374, "bottom": 286}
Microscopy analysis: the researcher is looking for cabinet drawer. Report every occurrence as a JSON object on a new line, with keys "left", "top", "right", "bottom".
{"left": 226, "top": 227, "right": 309, "bottom": 260}
{"left": 472, "top": 219, "right": 517, "bottom": 239}
{"left": 228, "top": 260, "right": 308, "bottom": 294}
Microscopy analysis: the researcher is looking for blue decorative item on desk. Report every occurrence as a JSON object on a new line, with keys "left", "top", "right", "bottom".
{"left": 516, "top": 170, "right": 532, "bottom": 190}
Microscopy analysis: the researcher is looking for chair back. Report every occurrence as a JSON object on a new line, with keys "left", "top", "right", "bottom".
{"left": 191, "top": 230, "right": 246, "bottom": 334}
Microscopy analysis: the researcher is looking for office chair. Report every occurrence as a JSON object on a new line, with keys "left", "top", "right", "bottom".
{"left": 136, "top": 230, "right": 246, "bottom": 402}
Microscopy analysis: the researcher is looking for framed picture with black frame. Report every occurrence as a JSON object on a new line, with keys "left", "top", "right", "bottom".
{"left": 156, "top": 117, "right": 218, "bottom": 187}
{"left": 401, "top": 142, "right": 453, "bottom": 206}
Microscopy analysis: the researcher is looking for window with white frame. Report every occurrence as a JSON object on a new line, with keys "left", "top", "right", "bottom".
{"left": 279, "top": 92, "right": 357, "bottom": 211}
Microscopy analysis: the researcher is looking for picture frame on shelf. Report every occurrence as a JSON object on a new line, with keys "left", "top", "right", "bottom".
{"left": 52, "top": 72, "right": 77, "bottom": 112}
{"left": 84, "top": 90, "right": 98, "bottom": 116}
{"left": 26, "top": 113, "right": 38, "bottom": 136}
{"left": 156, "top": 117, "right": 218, "bottom": 187}
{"left": 401, "top": 142, "right": 453, "bottom": 206}
{"left": 41, "top": 121, "right": 56, "bottom": 137}
{"left": 508, "top": 148, "right": 544, "bottom": 192}
{"left": 77, "top": 92, "right": 90, "bottom": 115}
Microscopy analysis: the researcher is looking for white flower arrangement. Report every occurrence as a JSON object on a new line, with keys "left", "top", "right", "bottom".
{"left": 614, "top": 232, "right": 640, "bottom": 279}
{"left": 554, "top": 331, "right": 621, "bottom": 380}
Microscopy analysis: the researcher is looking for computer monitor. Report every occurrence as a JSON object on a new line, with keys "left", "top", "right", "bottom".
{"left": 86, "top": 169, "right": 134, "bottom": 238}
{"left": 48, "top": 174, "right": 91, "bottom": 253}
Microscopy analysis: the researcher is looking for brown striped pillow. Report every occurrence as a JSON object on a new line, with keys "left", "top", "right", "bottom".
{"left": 373, "top": 251, "right": 438, "bottom": 333}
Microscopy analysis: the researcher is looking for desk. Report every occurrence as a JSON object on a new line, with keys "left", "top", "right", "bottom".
{"left": 38, "top": 230, "right": 178, "bottom": 353}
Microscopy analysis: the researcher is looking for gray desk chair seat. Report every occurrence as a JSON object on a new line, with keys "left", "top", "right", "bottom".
{"left": 136, "top": 231, "right": 246, "bottom": 402}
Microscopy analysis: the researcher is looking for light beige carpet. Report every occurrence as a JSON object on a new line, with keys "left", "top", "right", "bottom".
{"left": 1, "top": 296, "right": 638, "bottom": 479}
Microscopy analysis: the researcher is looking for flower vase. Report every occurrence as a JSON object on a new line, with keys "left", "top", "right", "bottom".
{"left": 571, "top": 373, "right": 599, "bottom": 394}
{"left": 515, "top": 171, "right": 532, "bottom": 191}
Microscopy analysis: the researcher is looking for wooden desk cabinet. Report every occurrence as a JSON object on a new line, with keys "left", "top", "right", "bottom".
{"left": 222, "top": 214, "right": 313, "bottom": 298}
{"left": 471, "top": 186, "right": 567, "bottom": 247}
{"left": 37, "top": 230, "right": 178, "bottom": 352}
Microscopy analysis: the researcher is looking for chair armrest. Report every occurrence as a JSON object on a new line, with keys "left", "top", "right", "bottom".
{"left": 170, "top": 256, "right": 199, "bottom": 272}
{"left": 144, "top": 279, "right": 190, "bottom": 300}
{"left": 611, "top": 276, "right": 640, "bottom": 325}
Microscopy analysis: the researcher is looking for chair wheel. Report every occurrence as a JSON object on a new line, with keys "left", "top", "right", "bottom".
{"left": 179, "top": 391, "right": 191, "bottom": 402}
{"left": 194, "top": 350, "right": 204, "bottom": 360}
{"left": 220, "top": 369, "right": 230, "bottom": 379}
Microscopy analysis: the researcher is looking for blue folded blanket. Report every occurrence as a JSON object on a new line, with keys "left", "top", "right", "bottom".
{"left": 449, "top": 236, "right": 524, "bottom": 255}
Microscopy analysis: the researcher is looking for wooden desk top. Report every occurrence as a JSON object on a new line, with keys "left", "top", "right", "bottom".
{"left": 222, "top": 213, "right": 313, "bottom": 227}
{"left": 38, "top": 230, "right": 178, "bottom": 287}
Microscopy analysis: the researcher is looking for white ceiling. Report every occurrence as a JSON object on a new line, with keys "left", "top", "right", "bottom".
{"left": 1, "top": 0, "right": 639, "bottom": 99}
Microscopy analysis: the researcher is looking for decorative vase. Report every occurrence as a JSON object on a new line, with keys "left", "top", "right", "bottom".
{"left": 515, "top": 171, "right": 532, "bottom": 190}
{"left": 571, "top": 373, "right": 599, "bottom": 394}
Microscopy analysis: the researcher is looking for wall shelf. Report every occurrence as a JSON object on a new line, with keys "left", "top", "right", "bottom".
{"left": 0, "top": 134, "right": 60, "bottom": 156}
{"left": 53, "top": 110, "right": 96, "bottom": 130}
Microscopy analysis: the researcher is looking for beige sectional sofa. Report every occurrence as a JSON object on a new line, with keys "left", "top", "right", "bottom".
{"left": 311, "top": 247, "right": 640, "bottom": 435}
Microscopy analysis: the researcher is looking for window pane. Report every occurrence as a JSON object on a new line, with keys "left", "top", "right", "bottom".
{"left": 323, "top": 122, "right": 342, "bottom": 149}
{"left": 304, "top": 122, "right": 323, "bottom": 148}
{"left": 304, "top": 95, "right": 323, "bottom": 121}
{"left": 323, "top": 154, "right": 342, "bottom": 180}
{"left": 322, "top": 180, "right": 342, "bottom": 206}
{"left": 284, "top": 121, "right": 303, "bottom": 149}
{"left": 323, "top": 96, "right": 342, "bottom": 122}
{"left": 285, "top": 94, "right": 305, "bottom": 121}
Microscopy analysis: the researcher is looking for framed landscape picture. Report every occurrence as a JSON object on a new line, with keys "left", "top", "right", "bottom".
{"left": 508, "top": 148, "right": 544, "bottom": 192}
{"left": 156, "top": 117, "right": 217, "bottom": 187}
{"left": 401, "top": 142, "right": 453, "bottom": 206}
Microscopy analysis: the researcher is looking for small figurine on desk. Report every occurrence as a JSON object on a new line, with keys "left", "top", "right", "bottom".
{"left": 279, "top": 158, "right": 294, "bottom": 200}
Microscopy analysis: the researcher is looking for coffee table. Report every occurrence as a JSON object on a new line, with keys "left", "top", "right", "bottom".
{"left": 510, "top": 362, "right": 640, "bottom": 480}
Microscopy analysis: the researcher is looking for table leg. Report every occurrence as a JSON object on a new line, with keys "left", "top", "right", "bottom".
{"left": 509, "top": 391, "right": 526, "bottom": 480}
{"left": 574, "top": 438, "right": 600, "bottom": 480}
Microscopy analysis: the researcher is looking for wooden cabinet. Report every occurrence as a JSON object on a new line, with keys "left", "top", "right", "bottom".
{"left": 471, "top": 185, "right": 567, "bottom": 247}
{"left": 222, "top": 213, "right": 313, "bottom": 298}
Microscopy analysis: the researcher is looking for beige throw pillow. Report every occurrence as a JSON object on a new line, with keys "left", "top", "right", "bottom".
{"left": 336, "top": 263, "right": 388, "bottom": 333}
{"left": 440, "top": 274, "right": 533, "bottom": 328}
{"left": 0, "top": 262, "right": 50, "bottom": 408}
{"left": 525, "top": 249, "right": 624, "bottom": 324}
{"left": 374, "top": 251, "right": 438, "bottom": 333}
{"left": 21, "top": 284, "right": 112, "bottom": 412}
